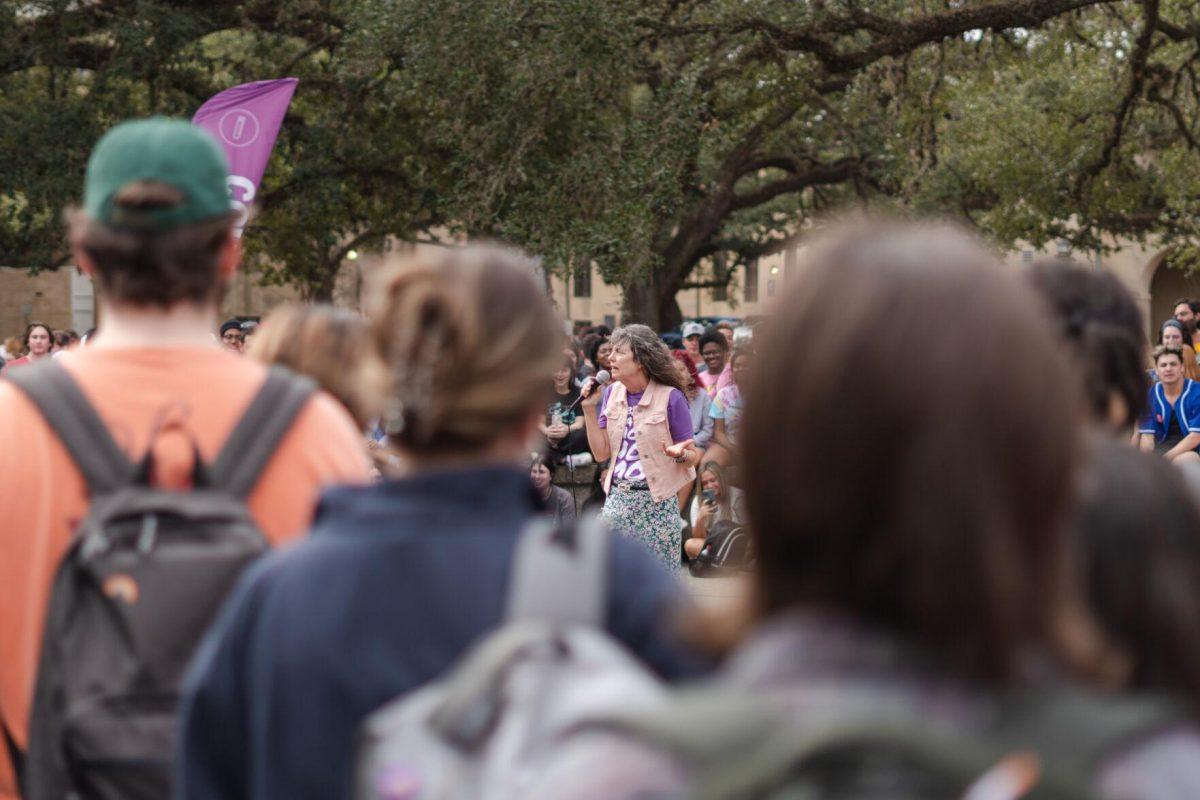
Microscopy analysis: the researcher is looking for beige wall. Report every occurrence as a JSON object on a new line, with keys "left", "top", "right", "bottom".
{"left": 0, "top": 268, "right": 80, "bottom": 341}
{"left": 547, "top": 246, "right": 795, "bottom": 331}
{"left": 0, "top": 236, "right": 1185, "bottom": 344}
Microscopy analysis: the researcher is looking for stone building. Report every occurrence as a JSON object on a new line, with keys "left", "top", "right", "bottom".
{"left": 1, "top": 236, "right": 1195, "bottom": 347}
{"left": 545, "top": 237, "right": 1193, "bottom": 339}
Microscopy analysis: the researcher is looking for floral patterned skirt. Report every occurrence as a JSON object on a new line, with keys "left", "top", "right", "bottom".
{"left": 601, "top": 484, "right": 682, "bottom": 572}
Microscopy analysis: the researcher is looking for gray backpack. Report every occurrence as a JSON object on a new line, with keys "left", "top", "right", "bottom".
{"left": 6, "top": 361, "right": 314, "bottom": 800}
{"left": 588, "top": 683, "right": 1183, "bottom": 800}
{"left": 354, "top": 514, "right": 668, "bottom": 800}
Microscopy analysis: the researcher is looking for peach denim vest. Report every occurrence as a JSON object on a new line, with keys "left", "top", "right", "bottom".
{"left": 602, "top": 380, "right": 696, "bottom": 502}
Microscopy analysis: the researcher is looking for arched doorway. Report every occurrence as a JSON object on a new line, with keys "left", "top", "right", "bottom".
{"left": 1149, "top": 254, "right": 1200, "bottom": 333}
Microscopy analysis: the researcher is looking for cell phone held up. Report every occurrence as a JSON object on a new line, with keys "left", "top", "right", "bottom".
{"left": 700, "top": 489, "right": 717, "bottom": 505}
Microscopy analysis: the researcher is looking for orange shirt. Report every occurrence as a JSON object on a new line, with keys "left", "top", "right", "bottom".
{"left": 0, "top": 346, "right": 369, "bottom": 798}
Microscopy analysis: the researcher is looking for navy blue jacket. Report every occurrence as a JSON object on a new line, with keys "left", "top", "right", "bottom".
{"left": 177, "top": 466, "right": 707, "bottom": 800}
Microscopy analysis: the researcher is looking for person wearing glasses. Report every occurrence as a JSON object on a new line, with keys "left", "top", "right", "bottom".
{"left": 219, "top": 319, "right": 245, "bottom": 354}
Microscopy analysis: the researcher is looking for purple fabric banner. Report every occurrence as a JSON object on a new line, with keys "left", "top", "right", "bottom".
{"left": 192, "top": 78, "right": 298, "bottom": 234}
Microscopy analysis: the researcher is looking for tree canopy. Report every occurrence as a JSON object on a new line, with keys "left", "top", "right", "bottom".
{"left": 2, "top": 0, "right": 1198, "bottom": 326}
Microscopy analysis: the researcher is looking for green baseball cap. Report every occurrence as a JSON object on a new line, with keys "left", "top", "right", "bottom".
{"left": 84, "top": 117, "right": 233, "bottom": 231}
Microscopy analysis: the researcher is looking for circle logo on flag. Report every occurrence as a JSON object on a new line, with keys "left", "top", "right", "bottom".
{"left": 217, "top": 109, "right": 262, "bottom": 148}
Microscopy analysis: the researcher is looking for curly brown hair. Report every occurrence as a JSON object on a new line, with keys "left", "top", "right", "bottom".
{"left": 609, "top": 324, "right": 687, "bottom": 393}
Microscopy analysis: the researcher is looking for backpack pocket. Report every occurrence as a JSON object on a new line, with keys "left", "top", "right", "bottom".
{"left": 61, "top": 692, "right": 176, "bottom": 800}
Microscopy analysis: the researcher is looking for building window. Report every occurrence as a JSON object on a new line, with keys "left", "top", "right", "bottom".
{"left": 573, "top": 265, "right": 592, "bottom": 298}
{"left": 744, "top": 259, "right": 759, "bottom": 303}
{"left": 784, "top": 247, "right": 797, "bottom": 275}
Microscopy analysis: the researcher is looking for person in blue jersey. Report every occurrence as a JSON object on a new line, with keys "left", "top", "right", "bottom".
{"left": 1139, "top": 345, "right": 1200, "bottom": 462}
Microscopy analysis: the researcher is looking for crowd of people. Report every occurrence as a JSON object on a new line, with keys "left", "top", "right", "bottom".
{"left": 3, "top": 116, "right": 1200, "bottom": 800}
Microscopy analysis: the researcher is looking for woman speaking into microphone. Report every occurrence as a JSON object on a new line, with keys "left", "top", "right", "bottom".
{"left": 581, "top": 324, "right": 698, "bottom": 570}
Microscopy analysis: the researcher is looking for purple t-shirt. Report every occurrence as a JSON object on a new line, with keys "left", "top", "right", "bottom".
{"left": 599, "top": 387, "right": 693, "bottom": 483}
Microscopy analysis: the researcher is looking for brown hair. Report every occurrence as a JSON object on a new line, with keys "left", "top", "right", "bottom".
{"left": 697, "top": 461, "right": 732, "bottom": 513}
{"left": 22, "top": 322, "right": 52, "bottom": 353}
{"left": 1153, "top": 345, "right": 1184, "bottom": 365}
{"left": 609, "top": 324, "right": 687, "bottom": 393}
{"left": 1026, "top": 259, "right": 1148, "bottom": 430}
{"left": 1076, "top": 438, "right": 1200, "bottom": 705}
{"left": 66, "top": 181, "right": 236, "bottom": 308}
{"left": 743, "top": 219, "right": 1084, "bottom": 684}
{"left": 372, "top": 244, "right": 563, "bottom": 455}
{"left": 246, "top": 304, "right": 387, "bottom": 430}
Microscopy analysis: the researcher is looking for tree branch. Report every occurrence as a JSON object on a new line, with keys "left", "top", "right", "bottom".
{"left": 643, "top": 0, "right": 1119, "bottom": 75}
{"left": 1073, "top": 0, "right": 1160, "bottom": 193}
{"left": 730, "top": 157, "right": 862, "bottom": 211}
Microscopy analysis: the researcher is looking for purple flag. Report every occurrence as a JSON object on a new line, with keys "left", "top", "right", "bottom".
{"left": 192, "top": 78, "right": 298, "bottom": 234}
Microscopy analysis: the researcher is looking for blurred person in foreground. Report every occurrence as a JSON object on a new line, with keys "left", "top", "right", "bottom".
{"left": 532, "top": 220, "right": 1200, "bottom": 800}
{"left": 0, "top": 118, "right": 368, "bottom": 800}
{"left": 1139, "top": 346, "right": 1200, "bottom": 462}
{"left": 1026, "top": 259, "right": 1148, "bottom": 435}
{"left": 580, "top": 324, "right": 700, "bottom": 571}
{"left": 177, "top": 245, "right": 706, "bottom": 800}
{"left": 245, "top": 303, "right": 387, "bottom": 433}
{"left": 1075, "top": 439, "right": 1200, "bottom": 721}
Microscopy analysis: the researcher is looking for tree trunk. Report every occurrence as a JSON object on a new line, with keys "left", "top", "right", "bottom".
{"left": 301, "top": 261, "right": 339, "bottom": 303}
{"left": 621, "top": 276, "right": 684, "bottom": 331}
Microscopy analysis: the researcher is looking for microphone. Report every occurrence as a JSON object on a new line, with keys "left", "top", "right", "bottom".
{"left": 565, "top": 370, "right": 611, "bottom": 413}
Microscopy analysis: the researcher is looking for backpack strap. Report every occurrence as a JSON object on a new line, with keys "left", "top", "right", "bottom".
{"left": 504, "top": 512, "right": 609, "bottom": 626}
{"left": 991, "top": 689, "right": 1185, "bottom": 774}
{"left": 5, "top": 360, "right": 135, "bottom": 495}
{"left": 597, "top": 691, "right": 1097, "bottom": 800}
{"left": 210, "top": 366, "right": 316, "bottom": 499}
{"left": 0, "top": 714, "right": 24, "bottom": 797}
{"left": 423, "top": 515, "right": 611, "bottom": 751}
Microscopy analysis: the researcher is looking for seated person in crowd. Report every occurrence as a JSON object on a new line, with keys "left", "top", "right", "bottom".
{"left": 588, "top": 335, "right": 613, "bottom": 376}
{"left": 541, "top": 354, "right": 590, "bottom": 466}
{"left": 696, "top": 330, "right": 729, "bottom": 396}
{"left": 1139, "top": 345, "right": 1200, "bottom": 462}
{"left": 672, "top": 350, "right": 713, "bottom": 452}
{"left": 680, "top": 322, "right": 706, "bottom": 375}
{"left": 1158, "top": 319, "right": 1200, "bottom": 381}
{"left": 530, "top": 453, "right": 576, "bottom": 526}
{"left": 706, "top": 347, "right": 749, "bottom": 466}
{"left": 684, "top": 461, "right": 745, "bottom": 559}
{"left": 672, "top": 350, "right": 714, "bottom": 511}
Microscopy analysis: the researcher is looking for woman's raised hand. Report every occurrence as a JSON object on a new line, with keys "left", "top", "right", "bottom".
{"left": 580, "top": 377, "right": 605, "bottom": 408}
